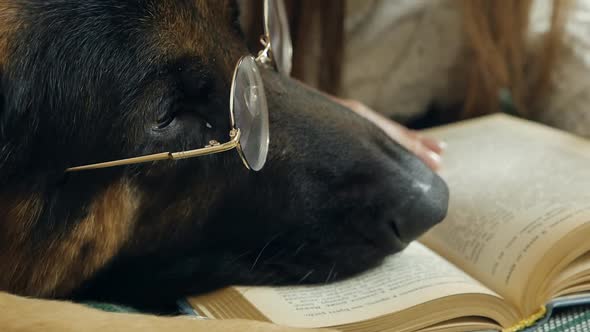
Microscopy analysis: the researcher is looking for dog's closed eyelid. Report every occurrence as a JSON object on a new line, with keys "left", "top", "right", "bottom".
{"left": 152, "top": 92, "right": 180, "bottom": 126}
{"left": 152, "top": 98, "right": 217, "bottom": 131}
{"left": 155, "top": 108, "right": 176, "bottom": 129}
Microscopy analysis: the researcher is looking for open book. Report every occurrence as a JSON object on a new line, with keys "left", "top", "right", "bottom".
{"left": 185, "top": 114, "right": 590, "bottom": 332}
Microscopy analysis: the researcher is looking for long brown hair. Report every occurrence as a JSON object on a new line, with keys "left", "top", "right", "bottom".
{"left": 243, "top": 0, "right": 571, "bottom": 118}
{"left": 461, "top": 0, "right": 571, "bottom": 117}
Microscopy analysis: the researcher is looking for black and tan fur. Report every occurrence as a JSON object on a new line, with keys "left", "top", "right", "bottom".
{"left": 0, "top": 1, "right": 448, "bottom": 330}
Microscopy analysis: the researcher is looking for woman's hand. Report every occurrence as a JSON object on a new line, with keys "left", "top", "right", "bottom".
{"left": 335, "top": 98, "right": 445, "bottom": 171}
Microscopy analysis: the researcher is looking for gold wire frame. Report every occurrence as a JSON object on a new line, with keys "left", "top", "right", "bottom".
{"left": 66, "top": 54, "right": 262, "bottom": 173}
{"left": 67, "top": 54, "right": 262, "bottom": 172}
{"left": 66, "top": 129, "right": 242, "bottom": 172}
{"left": 64, "top": 0, "right": 290, "bottom": 173}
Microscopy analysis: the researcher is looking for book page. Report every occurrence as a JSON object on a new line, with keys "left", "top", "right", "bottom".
{"left": 421, "top": 115, "right": 590, "bottom": 310}
{"left": 551, "top": 252, "right": 590, "bottom": 297}
{"left": 235, "top": 242, "right": 500, "bottom": 328}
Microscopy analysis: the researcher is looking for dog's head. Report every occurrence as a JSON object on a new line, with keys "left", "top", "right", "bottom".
{"left": 0, "top": 0, "right": 448, "bottom": 308}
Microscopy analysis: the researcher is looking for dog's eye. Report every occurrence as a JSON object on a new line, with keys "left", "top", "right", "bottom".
{"left": 155, "top": 102, "right": 179, "bottom": 129}
{"left": 156, "top": 111, "right": 175, "bottom": 129}
{"left": 154, "top": 102, "right": 215, "bottom": 131}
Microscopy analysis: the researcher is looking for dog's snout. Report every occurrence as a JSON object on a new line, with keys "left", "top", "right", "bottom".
{"left": 391, "top": 173, "right": 449, "bottom": 243}
{"left": 257, "top": 68, "right": 449, "bottom": 272}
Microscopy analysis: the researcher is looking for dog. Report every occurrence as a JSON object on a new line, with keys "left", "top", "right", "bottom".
{"left": 0, "top": 0, "right": 448, "bottom": 330}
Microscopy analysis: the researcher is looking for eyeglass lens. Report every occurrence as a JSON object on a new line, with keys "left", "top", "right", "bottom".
{"left": 232, "top": 56, "right": 270, "bottom": 171}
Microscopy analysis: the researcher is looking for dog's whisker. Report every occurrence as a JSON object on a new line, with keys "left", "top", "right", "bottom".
{"left": 293, "top": 243, "right": 307, "bottom": 257}
{"left": 297, "top": 269, "right": 314, "bottom": 284}
{"left": 325, "top": 263, "right": 336, "bottom": 284}
{"left": 250, "top": 234, "right": 281, "bottom": 272}
{"left": 331, "top": 272, "right": 338, "bottom": 282}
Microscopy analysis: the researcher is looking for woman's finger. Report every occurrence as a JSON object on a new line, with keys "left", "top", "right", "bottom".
{"left": 414, "top": 142, "right": 443, "bottom": 171}
{"left": 333, "top": 98, "right": 444, "bottom": 171}
{"left": 417, "top": 135, "right": 447, "bottom": 155}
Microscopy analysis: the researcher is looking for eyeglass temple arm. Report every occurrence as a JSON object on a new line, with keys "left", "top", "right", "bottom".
{"left": 66, "top": 130, "right": 241, "bottom": 172}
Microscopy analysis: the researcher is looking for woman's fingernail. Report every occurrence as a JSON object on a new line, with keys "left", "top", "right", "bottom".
{"left": 438, "top": 141, "right": 448, "bottom": 151}
{"left": 426, "top": 150, "right": 442, "bottom": 167}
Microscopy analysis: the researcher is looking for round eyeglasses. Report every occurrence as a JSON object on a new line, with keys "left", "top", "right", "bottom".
{"left": 66, "top": 0, "right": 291, "bottom": 173}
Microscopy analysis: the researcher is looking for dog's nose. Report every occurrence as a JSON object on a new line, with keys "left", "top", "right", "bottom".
{"left": 391, "top": 172, "right": 449, "bottom": 243}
